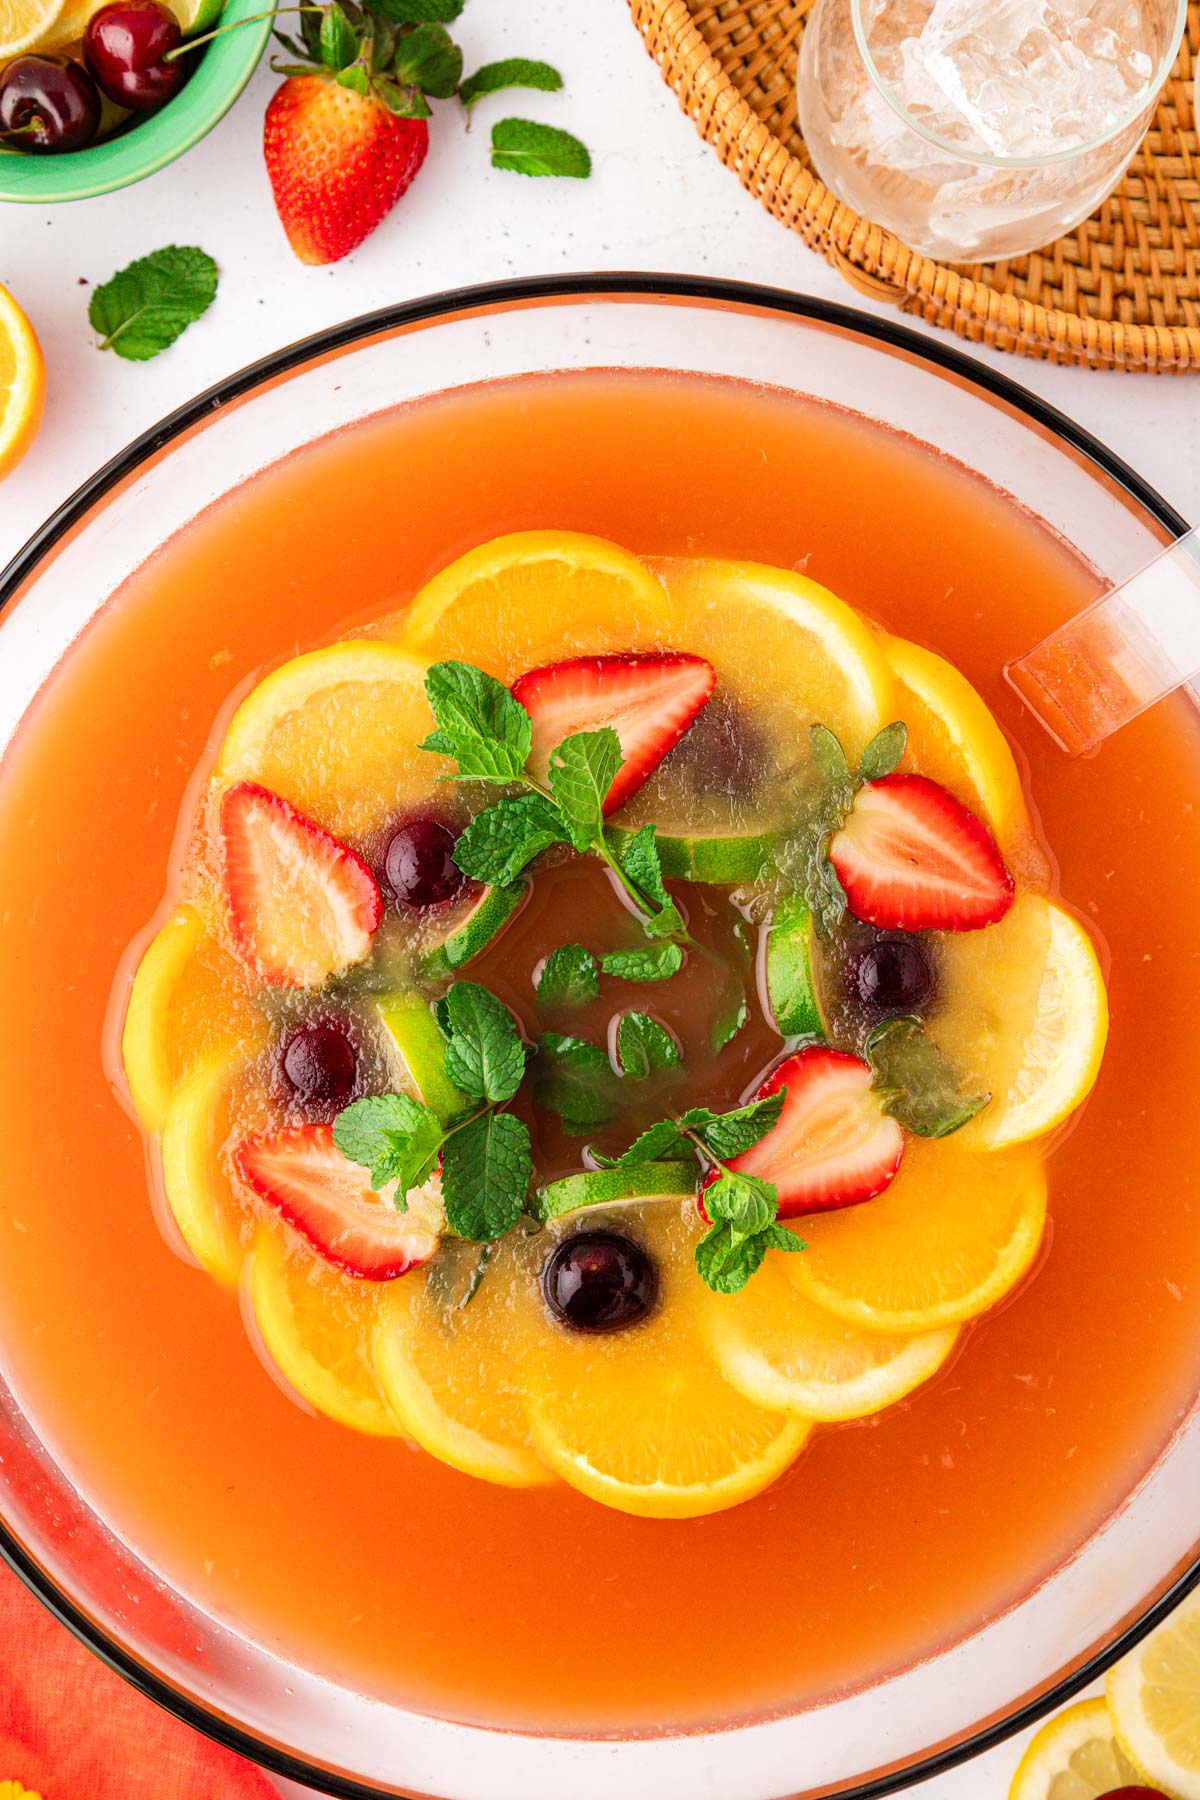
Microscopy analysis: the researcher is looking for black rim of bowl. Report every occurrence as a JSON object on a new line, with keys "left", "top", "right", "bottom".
{"left": 0, "top": 273, "right": 1193, "bottom": 1800}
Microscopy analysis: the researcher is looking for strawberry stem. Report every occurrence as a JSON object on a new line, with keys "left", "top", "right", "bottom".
{"left": 163, "top": 4, "right": 322, "bottom": 60}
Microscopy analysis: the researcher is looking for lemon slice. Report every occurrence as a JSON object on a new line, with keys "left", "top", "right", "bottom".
{"left": 1107, "top": 1588, "right": 1200, "bottom": 1799}
{"left": 160, "top": 1051, "right": 254, "bottom": 1286}
{"left": 937, "top": 898, "right": 1108, "bottom": 1151}
{"left": 883, "top": 632, "right": 1027, "bottom": 839}
{"left": 216, "top": 641, "right": 445, "bottom": 841}
{"left": 788, "top": 1141, "right": 1047, "bottom": 1333}
{"left": 1008, "top": 1695, "right": 1145, "bottom": 1799}
{"left": 121, "top": 906, "right": 264, "bottom": 1134}
{"left": 0, "top": 285, "right": 45, "bottom": 480}
{"left": 251, "top": 1227, "right": 399, "bottom": 1437}
{"left": 0, "top": 0, "right": 63, "bottom": 59}
{"left": 399, "top": 531, "right": 677, "bottom": 679}
{"left": 519, "top": 1204, "right": 808, "bottom": 1517}
{"left": 703, "top": 1254, "right": 958, "bottom": 1422}
{"left": 374, "top": 1241, "right": 553, "bottom": 1487}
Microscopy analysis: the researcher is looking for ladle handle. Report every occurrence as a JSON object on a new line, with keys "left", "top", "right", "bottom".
{"left": 1006, "top": 529, "right": 1200, "bottom": 755}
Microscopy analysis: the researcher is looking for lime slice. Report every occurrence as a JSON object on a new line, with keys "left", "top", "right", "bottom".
{"left": 607, "top": 828, "right": 776, "bottom": 885}
{"left": 376, "top": 994, "right": 470, "bottom": 1125}
{"left": 532, "top": 1161, "right": 698, "bottom": 1222}
{"left": 766, "top": 893, "right": 823, "bottom": 1038}
{"left": 416, "top": 881, "right": 527, "bottom": 981}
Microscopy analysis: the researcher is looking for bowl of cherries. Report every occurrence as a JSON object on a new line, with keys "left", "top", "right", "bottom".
{"left": 0, "top": 0, "right": 271, "bottom": 200}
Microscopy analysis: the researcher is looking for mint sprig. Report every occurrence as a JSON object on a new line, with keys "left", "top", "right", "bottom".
{"left": 460, "top": 57, "right": 562, "bottom": 112}
{"left": 491, "top": 118, "right": 591, "bottom": 178}
{"left": 535, "top": 1031, "right": 620, "bottom": 1132}
{"left": 536, "top": 944, "right": 599, "bottom": 1007}
{"left": 600, "top": 943, "right": 683, "bottom": 984}
{"left": 615, "top": 1012, "right": 680, "bottom": 1078}
{"left": 89, "top": 246, "right": 218, "bottom": 363}
{"left": 866, "top": 1015, "right": 990, "bottom": 1138}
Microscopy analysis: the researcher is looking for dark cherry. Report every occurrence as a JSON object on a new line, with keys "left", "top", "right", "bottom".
{"left": 1095, "top": 1790, "right": 1169, "bottom": 1798}
{"left": 279, "top": 1020, "right": 359, "bottom": 1120}
{"left": 0, "top": 55, "right": 102, "bottom": 152}
{"left": 84, "top": 0, "right": 188, "bottom": 111}
{"left": 542, "top": 1231, "right": 658, "bottom": 1334}
{"left": 850, "top": 934, "right": 935, "bottom": 1019}
{"left": 383, "top": 817, "right": 465, "bottom": 910}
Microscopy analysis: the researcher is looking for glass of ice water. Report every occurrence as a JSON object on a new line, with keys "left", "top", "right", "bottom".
{"left": 797, "top": 0, "right": 1187, "bottom": 262}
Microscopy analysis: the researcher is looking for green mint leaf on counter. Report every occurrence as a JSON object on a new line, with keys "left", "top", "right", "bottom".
{"left": 422, "top": 661, "right": 532, "bottom": 782}
{"left": 460, "top": 57, "right": 562, "bottom": 111}
{"left": 536, "top": 943, "right": 599, "bottom": 1007}
{"left": 491, "top": 117, "right": 592, "bottom": 178}
{"left": 371, "top": 0, "right": 464, "bottom": 23}
{"left": 89, "top": 246, "right": 218, "bottom": 363}
{"left": 866, "top": 1016, "right": 990, "bottom": 1139}
{"left": 600, "top": 942, "right": 683, "bottom": 984}
{"left": 454, "top": 791, "right": 567, "bottom": 885}
{"left": 616, "top": 1012, "right": 680, "bottom": 1079}
{"left": 441, "top": 1110, "right": 531, "bottom": 1240}
{"left": 609, "top": 1118, "right": 694, "bottom": 1166}
{"left": 535, "top": 1031, "right": 620, "bottom": 1132}
{"left": 332, "top": 1092, "right": 444, "bottom": 1202}
{"left": 393, "top": 22, "right": 462, "bottom": 96}
{"left": 681, "top": 1091, "right": 785, "bottom": 1160}
{"left": 439, "top": 980, "right": 527, "bottom": 1104}
{"left": 548, "top": 729, "right": 621, "bottom": 851}
{"left": 858, "top": 720, "right": 908, "bottom": 784}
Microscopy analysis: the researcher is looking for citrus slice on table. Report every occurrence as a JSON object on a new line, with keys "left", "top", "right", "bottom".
{"left": 883, "top": 632, "right": 1028, "bottom": 841}
{"left": 160, "top": 1050, "right": 257, "bottom": 1286}
{"left": 1107, "top": 1587, "right": 1200, "bottom": 1799}
{"left": 250, "top": 1226, "right": 399, "bottom": 1437}
{"left": 1008, "top": 1695, "right": 1145, "bottom": 1800}
{"left": 216, "top": 641, "right": 447, "bottom": 841}
{"left": 398, "top": 531, "right": 678, "bottom": 679}
{"left": 703, "top": 1254, "right": 959, "bottom": 1422}
{"left": 121, "top": 905, "right": 264, "bottom": 1133}
{"left": 518, "top": 1204, "right": 809, "bottom": 1517}
{"left": 0, "top": 285, "right": 45, "bottom": 480}
{"left": 935, "top": 896, "right": 1108, "bottom": 1150}
{"left": 374, "top": 1240, "right": 553, "bottom": 1487}
{"left": 787, "top": 1140, "right": 1047, "bottom": 1333}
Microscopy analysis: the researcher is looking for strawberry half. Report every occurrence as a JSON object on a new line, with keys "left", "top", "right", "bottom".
{"left": 235, "top": 1124, "right": 444, "bottom": 1278}
{"left": 828, "top": 772, "right": 1014, "bottom": 932}
{"left": 511, "top": 653, "right": 716, "bottom": 815}
{"left": 220, "top": 781, "right": 382, "bottom": 988}
{"left": 724, "top": 1046, "right": 904, "bottom": 1217}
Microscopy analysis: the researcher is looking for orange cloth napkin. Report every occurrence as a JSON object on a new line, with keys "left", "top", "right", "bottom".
{"left": 0, "top": 1556, "right": 280, "bottom": 1800}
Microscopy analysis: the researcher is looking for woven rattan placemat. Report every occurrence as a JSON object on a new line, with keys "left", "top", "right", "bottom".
{"left": 629, "top": 0, "right": 1200, "bottom": 370}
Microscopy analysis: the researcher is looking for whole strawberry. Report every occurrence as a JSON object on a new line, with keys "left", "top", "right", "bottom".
{"left": 264, "top": 3, "right": 461, "bottom": 265}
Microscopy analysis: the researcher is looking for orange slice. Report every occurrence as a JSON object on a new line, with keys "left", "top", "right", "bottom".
{"left": 251, "top": 1226, "right": 399, "bottom": 1437}
{"left": 1008, "top": 1696, "right": 1144, "bottom": 1800}
{"left": 374, "top": 1240, "right": 553, "bottom": 1487}
{"left": 399, "top": 531, "right": 677, "bottom": 680}
{"left": 788, "top": 1140, "right": 1047, "bottom": 1333}
{"left": 121, "top": 905, "right": 264, "bottom": 1134}
{"left": 159, "top": 1050, "right": 255, "bottom": 1285}
{"left": 216, "top": 641, "right": 448, "bottom": 842}
{"left": 0, "top": 285, "right": 45, "bottom": 480}
{"left": 883, "top": 633, "right": 1027, "bottom": 841}
{"left": 935, "top": 896, "right": 1108, "bottom": 1151}
{"left": 703, "top": 1254, "right": 958, "bottom": 1421}
{"left": 519, "top": 1204, "right": 809, "bottom": 1517}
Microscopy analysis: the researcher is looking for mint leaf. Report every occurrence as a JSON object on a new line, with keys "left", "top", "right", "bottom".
{"left": 89, "top": 246, "right": 218, "bottom": 363}
{"left": 610, "top": 1118, "right": 694, "bottom": 1165}
{"left": 393, "top": 21, "right": 462, "bottom": 96}
{"left": 547, "top": 729, "right": 621, "bottom": 851}
{"left": 612, "top": 823, "right": 669, "bottom": 910}
{"left": 858, "top": 720, "right": 908, "bottom": 783}
{"left": 491, "top": 117, "right": 591, "bottom": 178}
{"left": 536, "top": 943, "right": 599, "bottom": 1007}
{"left": 681, "top": 1092, "right": 785, "bottom": 1160}
{"left": 332, "top": 1092, "right": 444, "bottom": 1201}
{"left": 694, "top": 1170, "right": 803, "bottom": 1294}
{"left": 454, "top": 792, "right": 567, "bottom": 885}
{"left": 440, "top": 981, "right": 526, "bottom": 1104}
{"left": 440, "top": 1110, "right": 531, "bottom": 1240}
{"left": 600, "top": 943, "right": 683, "bottom": 984}
{"left": 422, "top": 661, "right": 532, "bottom": 782}
{"left": 866, "top": 1016, "right": 990, "bottom": 1138}
{"left": 616, "top": 1012, "right": 680, "bottom": 1079}
{"left": 712, "top": 983, "right": 749, "bottom": 1052}
{"left": 695, "top": 1222, "right": 769, "bottom": 1295}
{"left": 372, "top": 0, "right": 464, "bottom": 21}
{"left": 460, "top": 57, "right": 562, "bottom": 110}
{"left": 535, "top": 1031, "right": 619, "bottom": 1132}
{"left": 702, "top": 1167, "right": 777, "bottom": 1234}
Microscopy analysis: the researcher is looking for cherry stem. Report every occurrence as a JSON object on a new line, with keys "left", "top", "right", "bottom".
{"left": 2, "top": 118, "right": 45, "bottom": 136}
{"left": 163, "top": 3, "right": 321, "bottom": 59}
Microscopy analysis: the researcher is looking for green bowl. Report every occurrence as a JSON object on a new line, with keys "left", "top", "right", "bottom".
{"left": 0, "top": 0, "right": 271, "bottom": 202}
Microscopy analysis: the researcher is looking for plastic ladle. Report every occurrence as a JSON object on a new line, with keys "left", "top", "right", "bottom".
{"left": 1006, "top": 528, "right": 1200, "bottom": 755}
